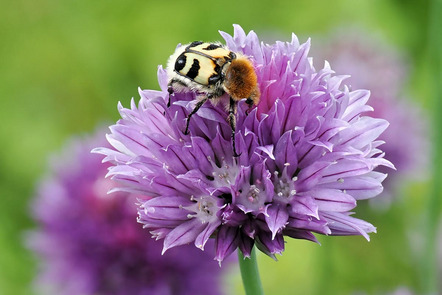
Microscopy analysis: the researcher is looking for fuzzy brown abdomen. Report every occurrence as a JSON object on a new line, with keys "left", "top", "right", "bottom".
{"left": 224, "top": 58, "right": 259, "bottom": 102}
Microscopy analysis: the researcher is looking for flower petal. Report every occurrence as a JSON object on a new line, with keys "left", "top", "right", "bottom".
{"left": 195, "top": 219, "right": 222, "bottom": 250}
{"left": 162, "top": 219, "right": 206, "bottom": 254}
{"left": 215, "top": 226, "right": 240, "bottom": 262}
{"left": 265, "top": 204, "right": 290, "bottom": 239}
{"left": 308, "top": 188, "right": 356, "bottom": 212}
{"left": 322, "top": 212, "right": 376, "bottom": 240}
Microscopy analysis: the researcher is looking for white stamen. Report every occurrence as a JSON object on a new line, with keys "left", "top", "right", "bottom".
{"left": 248, "top": 185, "right": 261, "bottom": 202}
{"left": 209, "top": 157, "right": 239, "bottom": 187}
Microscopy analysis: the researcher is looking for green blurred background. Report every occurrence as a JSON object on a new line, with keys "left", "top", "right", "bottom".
{"left": 1, "top": 0, "right": 439, "bottom": 294}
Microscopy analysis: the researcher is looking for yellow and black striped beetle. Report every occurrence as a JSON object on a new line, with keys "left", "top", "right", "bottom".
{"left": 166, "top": 41, "right": 260, "bottom": 156}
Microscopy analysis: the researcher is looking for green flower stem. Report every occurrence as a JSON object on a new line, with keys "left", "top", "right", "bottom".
{"left": 238, "top": 247, "right": 264, "bottom": 295}
{"left": 422, "top": 0, "right": 442, "bottom": 293}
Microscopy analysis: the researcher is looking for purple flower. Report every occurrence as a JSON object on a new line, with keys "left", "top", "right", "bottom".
{"left": 312, "top": 28, "right": 429, "bottom": 199}
{"left": 94, "top": 25, "right": 393, "bottom": 262}
{"left": 28, "top": 129, "right": 228, "bottom": 295}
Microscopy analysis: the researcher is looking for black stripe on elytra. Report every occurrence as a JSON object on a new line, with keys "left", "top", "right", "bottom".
{"left": 208, "top": 64, "right": 222, "bottom": 84}
{"left": 186, "top": 58, "right": 200, "bottom": 79}
{"left": 204, "top": 43, "right": 222, "bottom": 50}
{"left": 174, "top": 53, "right": 187, "bottom": 72}
{"left": 187, "top": 41, "right": 203, "bottom": 48}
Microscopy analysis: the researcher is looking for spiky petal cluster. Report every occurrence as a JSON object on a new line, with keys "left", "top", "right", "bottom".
{"left": 28, "top": 130, "right": 227, "bottom": 295}
{"left": 312, "top": 28, "right": 429, "bottom": 197}
{"left": 95, "top": 25, "right": 393, "bottom": 262}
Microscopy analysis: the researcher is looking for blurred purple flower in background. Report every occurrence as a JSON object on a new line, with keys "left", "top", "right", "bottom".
{"left": 353, "top": 286, "right": 415, "bottom": 295}
{"left": 312, "top": 28, "right": 429, "bottom": 202}
{"left": 94, "top": 25, "right": 393, "bottom": 262}
{"left": 28, "top": 129, "right": 228, "bottom": 295}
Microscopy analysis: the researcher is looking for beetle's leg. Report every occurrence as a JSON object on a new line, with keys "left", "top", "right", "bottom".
{"left": 167, "top": 82, "right": 174, "bottom": 108}
{"left": 228, "top": 97, "right": 240, "bottom": 157}
{"left": 167, "top": 79, "right": 186, "bottom": 107}
{"left": 245, "top": 98, "right": 253, "bottom": 105}
{"left": 245, "top": 97, "right": 254, "bottom": 116}
{"left": 184, "top": 95, "right": 210, "bottom": 135}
